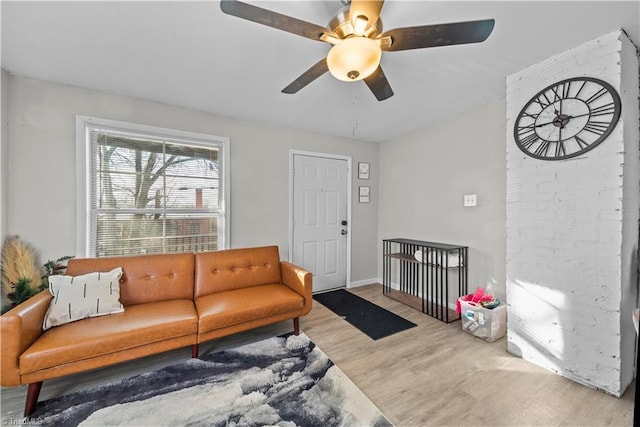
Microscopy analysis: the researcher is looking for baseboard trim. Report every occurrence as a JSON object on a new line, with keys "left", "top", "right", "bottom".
{"left": 348, "top": 278, "right": 380, "bottom": 288}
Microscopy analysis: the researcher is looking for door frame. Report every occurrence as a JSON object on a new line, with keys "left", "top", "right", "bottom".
{"left": 288, "top": 149, "right": 352, "bottom": 289}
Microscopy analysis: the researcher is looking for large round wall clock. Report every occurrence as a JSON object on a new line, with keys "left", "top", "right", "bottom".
{"left": 513, "top": 76, "right": 621, "bottom": 160}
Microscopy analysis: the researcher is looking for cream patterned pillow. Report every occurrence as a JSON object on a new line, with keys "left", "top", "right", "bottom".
{"left": 43, "top": 267, "right": 124, "bottom": 330}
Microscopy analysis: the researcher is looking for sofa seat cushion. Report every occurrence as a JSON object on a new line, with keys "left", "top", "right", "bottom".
{"left": 196, "top": 284, "right": 304, "bottom": 334}
{"left": 20, "top": 300, "right": 197, "bottom": 374}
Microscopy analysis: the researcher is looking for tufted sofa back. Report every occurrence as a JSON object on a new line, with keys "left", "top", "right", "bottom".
{"left": 66, "top": 253, "right": 195, "bottom": 306}
{"left": 194, "top": 246, "right": 282, "bottom": 298}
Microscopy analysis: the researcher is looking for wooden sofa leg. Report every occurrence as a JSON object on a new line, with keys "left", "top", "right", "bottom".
{"left": 24, "top": 381, "right": 43, "bottom": 417}
{"left": 192, "top": 344, "right": 199, "bottom": 358}
{"left": 293, "top": 317, "right": 300, "bottom": 335}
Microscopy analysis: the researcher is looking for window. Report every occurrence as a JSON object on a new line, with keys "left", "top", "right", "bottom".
{"left": 76, "top": 116, "right": 229, "bottom": 257}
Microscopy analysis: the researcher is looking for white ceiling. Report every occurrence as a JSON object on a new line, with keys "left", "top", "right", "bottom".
{"left": 2, "top": 1, "right": 639, "bottom": 142}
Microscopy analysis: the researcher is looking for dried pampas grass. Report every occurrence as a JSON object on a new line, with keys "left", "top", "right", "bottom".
{"left": 1, "top": 236, "right": 41, "bottom": 296}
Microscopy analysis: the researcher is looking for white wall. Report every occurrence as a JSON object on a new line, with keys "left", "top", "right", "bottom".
{"left": 1, "top": 70, "right": 8, "bottom": 242}
{"left": 505, "top": 30, "right": 639, "bottom": 397}
{"left": 4, "top": 74, "right": 379, "bottom": 284}
{"left": 1, "top": 70, "right": 9, "bottom": 309}
{"left": 378, "top": 98, "right": 507, "bottom": 300}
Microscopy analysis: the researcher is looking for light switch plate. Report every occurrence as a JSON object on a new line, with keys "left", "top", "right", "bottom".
{"left": 464, "top": 194, "right": 477, "bottom": 207}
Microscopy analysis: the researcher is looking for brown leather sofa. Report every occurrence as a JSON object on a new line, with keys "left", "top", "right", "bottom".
{"left": 1, "top": 245, "right": 312, "bottom": 417}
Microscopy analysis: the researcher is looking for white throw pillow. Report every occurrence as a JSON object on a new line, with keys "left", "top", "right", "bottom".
{"left": 43, "top": 267, "right": 124, "bottom": 330}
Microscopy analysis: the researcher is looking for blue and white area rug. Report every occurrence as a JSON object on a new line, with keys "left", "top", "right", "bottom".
{"left": 31, "top": 333, "right": 392, "bottom": 426}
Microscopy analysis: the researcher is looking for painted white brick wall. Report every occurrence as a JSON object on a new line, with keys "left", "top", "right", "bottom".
{"left": 506, "top": 30, "right": 639, "bottom": 397}
{"left": 619, "top": 32, "right": 640, "bottom": 395}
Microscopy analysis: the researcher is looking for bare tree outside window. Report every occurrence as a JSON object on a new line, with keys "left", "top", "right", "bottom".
{"left": 89, "top": 130, "right": 223, "bottom": 257}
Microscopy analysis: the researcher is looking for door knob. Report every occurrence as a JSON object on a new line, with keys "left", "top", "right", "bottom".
{"left": 341, "top": 230, "right": 347, "bottom": 235}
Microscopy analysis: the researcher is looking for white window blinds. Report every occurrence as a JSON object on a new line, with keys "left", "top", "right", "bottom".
{"left": 78, "top": 117, "right": 228, "bottom": 257}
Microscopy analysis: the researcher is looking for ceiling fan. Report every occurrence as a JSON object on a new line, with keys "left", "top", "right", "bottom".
{"left": 220, "top": 0, "right": 495, "bottom": 101}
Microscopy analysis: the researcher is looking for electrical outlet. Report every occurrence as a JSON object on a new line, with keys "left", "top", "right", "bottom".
{"left": 464, "top": 194, "right": 477, "bottom": 207}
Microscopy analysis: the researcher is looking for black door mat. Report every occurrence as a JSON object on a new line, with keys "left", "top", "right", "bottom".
{"left": 313, "top": 289, "right": 417, "bottom": 340}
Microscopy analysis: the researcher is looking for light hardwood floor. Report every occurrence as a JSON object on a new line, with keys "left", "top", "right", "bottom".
{"left": 1, "top": 284, "right": 634, "bottom": 426}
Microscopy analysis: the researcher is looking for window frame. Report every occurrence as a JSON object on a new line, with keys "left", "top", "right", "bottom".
{"left": 75, "top": 115, "right": 230, "bottom": 257}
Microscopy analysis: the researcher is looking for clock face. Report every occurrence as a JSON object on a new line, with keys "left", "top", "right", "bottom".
{"left": 513, "top": 77, "right": 621, "bottom": 160}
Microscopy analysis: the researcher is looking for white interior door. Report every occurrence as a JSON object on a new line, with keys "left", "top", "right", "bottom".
{"left": 291, "top": 153, "right": 350, "bottom": 292}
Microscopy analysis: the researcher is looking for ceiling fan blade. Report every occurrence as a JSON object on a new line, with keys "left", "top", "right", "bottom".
{"left": 282, "top": 58, "right": 329, "bottom": 94}
{"left": 349, "top": 0, "right": 384, "bottom": 31}
{"left": 379, "top": 19, "right": 495, "bottom": 51}
{"left": 364, "top": 65, "right": 394, "bottom": 101}
{"left": 220, "top": 0, "right": 331, "bottom": 42}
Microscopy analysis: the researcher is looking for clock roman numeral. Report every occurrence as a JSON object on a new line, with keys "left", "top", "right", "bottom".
{"left": 585, "top": 87, "right": 608, "bottom": 105}
{"left": 551, "top": 82, "right": 571, "bottom": 103}
{"left": 517, "top": 124, "right": 535, "bottom": 133}
{"left": 574, "top": 80, "right": 587, "bottom": 99}
{"left": 534, "top": 140, "right": 551, "bottom": 157}
{"left": 561, "top": 81, "right": 571, "bottom": 98}
{"left": 574, "top": 135, "right": 590, "bottom": 150}
{"left": 533, "top": 96, "right": 550, "bottom": 109}
{"left": 555, "top": 140, "right": 566, "bottom": 157}
{"left": 519, "top": 133, "right": 539, "bottom": 150}
{"left": 517, "top": 125, "right": 536, "bottom": 141}
{"left": 590, "top": 102, "right": 616, "bottom": 117}
{"left": 583, "top": 120, "right": 610, "bottom": 136}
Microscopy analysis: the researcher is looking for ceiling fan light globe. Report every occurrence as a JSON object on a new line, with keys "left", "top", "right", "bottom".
{"left": 327, "top": 36, "right": 381, "bottom": 82}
